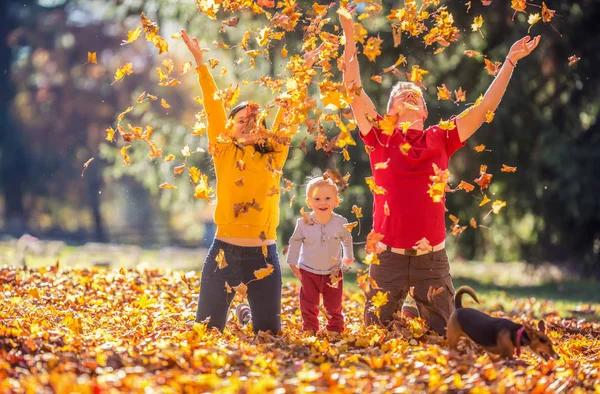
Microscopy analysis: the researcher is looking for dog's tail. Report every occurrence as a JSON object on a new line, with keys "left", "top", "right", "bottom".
{"left": 454, "top": 286, "right": 479, "bottom": 309}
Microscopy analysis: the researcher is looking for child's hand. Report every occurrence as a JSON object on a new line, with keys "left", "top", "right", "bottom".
{"left": 507, "top": 35, "right": 541, "bottom": 65}
{"left": 343, "top": 257, "right": 355, "bottom": 266}
{"left": 290, "top": 265, "right": 302, "bottom": 280}
{"left": 181, "top": 30, "right": 209, "bottom": 65}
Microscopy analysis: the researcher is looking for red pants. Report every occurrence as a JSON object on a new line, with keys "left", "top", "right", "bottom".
{"left": 299, "top": 268, "right": 344, "bottom": 333}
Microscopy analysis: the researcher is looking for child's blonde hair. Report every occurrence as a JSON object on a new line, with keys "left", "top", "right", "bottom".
{"left": 386, "top": 81, "right": 427, "bottom": 113}
{"left": 305, "top": 176, "right": 338, "bottom": 198}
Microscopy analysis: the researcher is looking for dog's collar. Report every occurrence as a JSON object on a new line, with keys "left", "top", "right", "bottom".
{"left": 516, "top": 326, "right": 526, "bottom": 356}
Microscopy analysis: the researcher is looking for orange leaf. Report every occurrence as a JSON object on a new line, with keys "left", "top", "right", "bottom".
{"left": 253, "top": 264, "right": 274, "bottom": 280}
{"left": 501, "top": 164, "right": 517, "bottom": 173}
{"left": 343, "top": 221, "right": 358, "bottom": 232}
{"left": 120, "top": 146, "right": 131, "bottom": 165}
{"left": 105, "top": 127, "right": 115, "bottom": 142}
{"left": 480, "top": 194, "right": 491, "bottom": 206}
{"left": 87, "top": 52, "right": 97, "bottom": 64}
{"left": 484, "top": 58, "right": 501, "bottom": 76}
{"left": 233, "top": 282, "right": 248, "bottom": 298}
{"left": 474, "top": 144, "right": 486, "bottom": 152}
{"left": 160, "top": 98, "right": 171, "bottom": 109}
{"left": 113, "top": 62, "right": 133, "bottom": 84}
{"left": 159, "top": 183, "right": 176, "bottom": 189}
{"left": 491, "top": 200, "right": 507, "bottom": 214}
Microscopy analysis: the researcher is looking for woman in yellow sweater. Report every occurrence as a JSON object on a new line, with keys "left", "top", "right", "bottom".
{"left": 181, "top": 30, "right": 316, "bottom": 334}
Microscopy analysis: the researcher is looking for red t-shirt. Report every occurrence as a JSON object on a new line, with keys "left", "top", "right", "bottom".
{"left": 361, "top": 117, "right": 465, "bottom": 249}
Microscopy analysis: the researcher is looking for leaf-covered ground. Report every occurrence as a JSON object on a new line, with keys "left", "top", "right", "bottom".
{"left": 1, "top": 265, "right": 599, "bottom": 393}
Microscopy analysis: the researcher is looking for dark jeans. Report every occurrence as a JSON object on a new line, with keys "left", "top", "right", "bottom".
{"left": 195, "top": 239, "right": 282, "bottom": 334}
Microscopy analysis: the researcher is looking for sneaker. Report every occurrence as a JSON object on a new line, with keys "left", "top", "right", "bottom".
{"left": 235, "top": 303, "right": 252, "bottom": 325}
{"left": 401, "top": 303, "right": 420, "bottom": 319}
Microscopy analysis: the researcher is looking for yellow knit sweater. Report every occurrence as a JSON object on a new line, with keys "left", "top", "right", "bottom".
{"left": 197, "top": 65, "right": 296, "bottom": 240}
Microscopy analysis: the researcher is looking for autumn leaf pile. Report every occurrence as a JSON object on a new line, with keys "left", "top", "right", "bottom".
{"left": 1, "top": 265, "right": 600, "bottom": 393}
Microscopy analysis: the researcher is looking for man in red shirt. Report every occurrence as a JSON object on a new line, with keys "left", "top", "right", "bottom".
{"left": 339, "top": 9, "right": 540, "bottom": 335}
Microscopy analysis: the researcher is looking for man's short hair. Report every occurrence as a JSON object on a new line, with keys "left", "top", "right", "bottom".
{"left": 386, "top": 81, "right": 427, "bottom": 113}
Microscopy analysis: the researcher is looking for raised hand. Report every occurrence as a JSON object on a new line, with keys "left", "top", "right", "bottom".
{"left": 507, "top": 35, "right": 541, "bottom": 65}
{"left": 180, "top": 29, "right": 209, "bottom": 66}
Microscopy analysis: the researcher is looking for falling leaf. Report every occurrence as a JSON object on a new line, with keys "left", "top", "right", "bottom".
{"left": 474, "top": 144, "right": 486, "bottom": 152}
{"left": 181, "top": 145, "right": 190, "bottom": 157}
{"left": 236, "top": 159, "right": 246, "bottom": 171}
{"left": 408, "top": 65, "right": 429, "bottom": 83}
{"left": 371, "top": 291, "right": 389, "bottom": 309}
{"left": 501, "top": 165, "right": 517, "bottom": 173}
{"left": 400, "top": 143, "right": 412, "bottom": 155}
{"left": 384, "top": 201, "right": 390, "bottom": 216}
{"left": 363, "top": 36, "right": 383, "bottom": 62}
{"left": 375, "top": 158, "right": 391, "bottom": 170}
{"left": 254, "top": 264, "right": 274, "bottom": 280}
{"left": 105, "top": 127, "right": 115, "bottom": 142}
{"left": 209, "top": 59, "right": 220, "bottom": 69}
{"left": 120, "top": 146, "right": 131, "bottom": 165}
{"left": 122, "top": 26, "right": 142, "bottom": 45}
{"left": 474, "top": 165, "right": 493, "bottom": 191}
{"left": 352, "top": 205, "right": 363, "bottom": 219}
{"left": 485, "top": 110, "right": 495, "bottom": 123}
{"left": 437, "top": 84, "right": 452, "bottom": 101}
{"left": 439, "top": 119, "right": 456, "bottom": 130}
{"left": 216, "top": 249, "right": 228, "bottom": 269}
{"left": 233, "top": 282, "right": 248, "bottom": 298}
{"left": 484, "top": 58, "right": 502, "bottom": 76}
{"left": 181, "top": 61, "right": 193, "bottom": 75}
{"left": 464, "top": 50, "right": 482, "bottom": 58}
{"left": 174, "top": 164, "right": 186, "bottom": 176}
{"left": 234, "top": 177, "right": 244, "bottom": 187}
{"left": 159, "top": 183, "right": 176, "bottom": 189}
{"left": 541, "top": 2, "right": 555, "bottom": 23}
{"left": 81, "top": 158, "right": 94, "bottom": 177}
{"left": 365, "top": 253, "right": 380, "bottom": 266}
{"left": 480, "top": 194, "right": 491, "bottom": 206}
{"left": 428, "top": 163, "right": 451, "bottom": 203}
{"left": 164, "top": 154, "right": 175, "bottom": 162}
{"left": 454, "top": 87, "right": 467, "bottom": 103}
{"left": 457, "top": 181, "right": 475, "bottom": 192}
{"left": 471, "top": 15, "right": 484, "bottom": 35}
{"left": 371, "top": 75, "right": 383, "bottom": 84}
{"left": 528, "top": 13, "right": 541, "bottom": 33}
{"left": 470, "top": 218, "right": 478, "bottom": 228}
{"left": 343, "top": 222, "right": 358, "bottom": 232}
{"left": 161, "top": 98, "right": 171, "bottom": 109}
{"left": 568, "top": 55, "right": 581, "bottom": 67}
{"left": 87, "top": 52, "right": 97, "bottom": 64}
{"left": 491, "top": 200, "right": 507, "bottom": 214}
{"left": 366, "top": 177, "right": 387, "bottom": 195}
{"left": 113, "top": 62, "right": 133, "bottom": 84}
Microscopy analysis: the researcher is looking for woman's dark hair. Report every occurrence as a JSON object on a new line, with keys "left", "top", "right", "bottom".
{"left": 229, "top": 101, "right": 276, "bottom": 155}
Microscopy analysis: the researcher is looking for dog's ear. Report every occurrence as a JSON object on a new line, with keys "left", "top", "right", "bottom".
{"left": 537, "top": 320, "right": 546, "bottom": 333}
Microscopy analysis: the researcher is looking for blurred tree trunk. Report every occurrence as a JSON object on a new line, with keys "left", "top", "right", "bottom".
{"left": 0, "top": 0, "right": 29, "bottom": 234}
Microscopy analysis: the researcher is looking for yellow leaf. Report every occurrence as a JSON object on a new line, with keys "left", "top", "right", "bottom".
{"left": 375, "top": 159, "right": 391, "bottom": 170}
{"left": 528, "top": 13, "right": 541, "bottom": 31}
{"left": 437, "top": 84, "right": 452, "bottom": 101}
{"left": 181, "top": 145, "right": 190, "bottom": 157}
{"left": 342, "top": 148, "right": 350, "bottom": 161}
{"left": 408, "top": 65, "right": 429, "bottom": 83}
{"left": 480, "top": 194, "right": 491, "bottom": 206}
{"left": 159, "top": 183, "right": 176, "bottom": 189}
{"left": 365, "top": 177, "right": 387, "bottom": 195}
{"left": 439, "top": 119, "right": 456, "bottom": 130}
{"left": 343, "top": 221, "right": 358, "bottom": 232}
{"left": 471, "top": 15, "right": 484, "bottom": 32}
{"left": 400, "top": 142, "right": 412, "bottom": 155}
{"left": 365, "top": 253, "right": 380, "bottom": 266}
{"left": 161, "top": 98, "right": 171, "bottom": 109}
{"left": 105, "top": 127, "right": 115, "bottom": 142}
{"left": 113, "top": 62, "right": 133, "bottom": 84}
{"left": 371, "top": 291, "right": 388, "bottom": 308}
{"left": 181, "top": 61, "right": 193, "bottom": 75}
{"left": 491, "top": 200, "right": 506, "bottom": 214}
{"left": 122, "top": 26, "right": 142, "bottom": 45}
{"left": 87, "top": 51, "right": 97, "bottom": 64}
{"left": 485, "top": 110, "right": 495, "bottom": 123}
{"left": 254, "top": 263, "right": 274, "bottom": 280}
{"left": 378, "top": 115, "right": 397, "bottom": 136}
{"left": 121, "top": 146, "right": 131, "bottom": 165}
{"left": 363, "top": 36, "right": 383, "bottom": 62}
{"left": 474, "top": 144, "right": 486, "bottom": 152}
{"left": 164, "top": 154, "right": 175, "bottom": 162}
{"left": 216, "top": 249, "right": 228, "bottom": 269}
